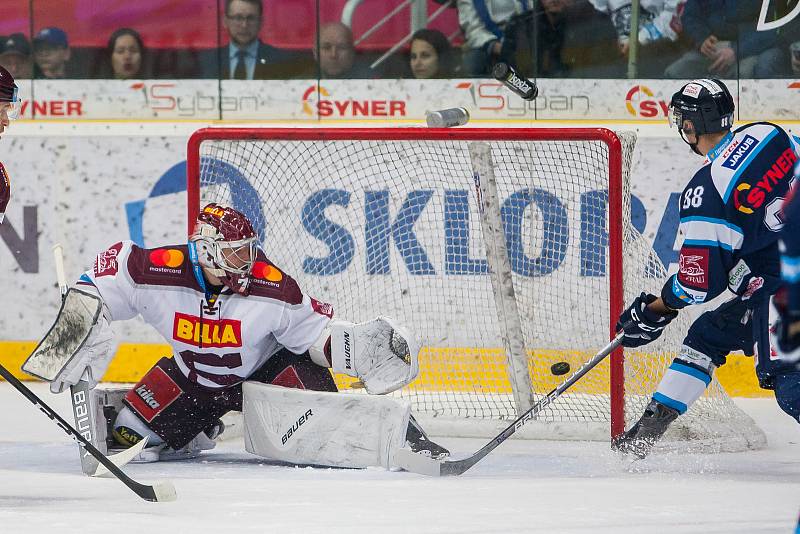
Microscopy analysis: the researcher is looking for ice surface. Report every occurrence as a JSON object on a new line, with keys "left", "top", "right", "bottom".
{"left": 1, "top": 383, "right": 798, "bottom": 533}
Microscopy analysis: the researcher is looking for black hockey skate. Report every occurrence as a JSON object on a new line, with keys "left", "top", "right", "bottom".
{"left": 611, "top": 399, "right": 679, "bottom": 459}
{"left": 406, "top": 415, "right": 450, "bottom": 460}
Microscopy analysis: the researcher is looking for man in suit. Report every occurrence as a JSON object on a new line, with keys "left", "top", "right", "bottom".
{"left": 202, "top": 0, "right": 305, "bottom": 80}
{"left": 311, "top": 22, "right": 375, "bottom": 79}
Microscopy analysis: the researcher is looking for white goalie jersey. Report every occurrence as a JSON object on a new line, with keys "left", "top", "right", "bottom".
{"left": 76, "top": 240, "right": 334, "bottom": 389}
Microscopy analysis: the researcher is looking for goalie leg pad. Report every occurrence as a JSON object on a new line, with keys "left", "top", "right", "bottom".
{"left": 243, "top": 382, "right": 411, "bottom": 469}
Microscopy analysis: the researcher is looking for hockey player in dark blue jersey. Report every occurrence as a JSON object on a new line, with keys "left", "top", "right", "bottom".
{"left": 770, "top": 165, "right": 800, "bottom": 423}
{"left": 612, "top": 79, "right": 800, "bottom": 458}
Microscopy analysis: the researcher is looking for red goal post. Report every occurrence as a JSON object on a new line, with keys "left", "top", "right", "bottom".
{"left": 186, "top": 127, "right": 628, "bottom": 438}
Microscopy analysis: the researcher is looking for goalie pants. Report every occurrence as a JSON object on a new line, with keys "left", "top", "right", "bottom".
{"left": 123, "top": 349, "right": 338, "bottom": 450}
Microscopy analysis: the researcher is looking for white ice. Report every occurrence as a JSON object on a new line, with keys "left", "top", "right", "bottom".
{"left": 1, "top": 383, "right": 798, "bottom": 534}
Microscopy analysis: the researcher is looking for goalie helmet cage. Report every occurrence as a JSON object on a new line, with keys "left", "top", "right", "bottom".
{"left": 187, "top": 127, "right": 765, "bottom": 452}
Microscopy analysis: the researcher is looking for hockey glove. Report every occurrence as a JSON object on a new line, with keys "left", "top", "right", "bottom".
{"left": 616, "top": 293, "right": 678, "bottom": 348}
{"left": 327, "top": 316, "right": 420, "bottom": 395}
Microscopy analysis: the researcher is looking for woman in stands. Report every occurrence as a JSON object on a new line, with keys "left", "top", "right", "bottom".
{"left": 409, "top": 29, "right": 456, "bottom": 79}
{"left": 102, "top": 28, "right": 147, "bottom": 79}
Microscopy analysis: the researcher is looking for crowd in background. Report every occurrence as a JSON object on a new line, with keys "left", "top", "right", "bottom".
{"left": 1, "top": 0, "right": 799, "bottom": 81}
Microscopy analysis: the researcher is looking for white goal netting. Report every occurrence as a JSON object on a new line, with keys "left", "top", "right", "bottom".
{"left": 189, "top": 127, "right": 765, "bottom": 451}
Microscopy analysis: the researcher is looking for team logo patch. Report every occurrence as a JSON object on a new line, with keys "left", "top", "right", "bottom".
{"left": 149, "top": 248, "right": 184, "bottom": 268}
{"left": 124, "top": 366, "right": 182, "bottom": 423}
{"left": 310, "top": 297, "right": 334, "bottom": 318}
{"left": 94, "top": 242, "right": 123, "bottom": 277}
{"left": 173, "top": 312, "right": 243, "bottom": 348}
{"left": 741, "top": 276, "right": 764, "bottom": 300}
{"left": 678, "top": 248, "right": 709, "bottom": 289}
{"left": 721, "top": 135, "right": 757, "bottom": 170}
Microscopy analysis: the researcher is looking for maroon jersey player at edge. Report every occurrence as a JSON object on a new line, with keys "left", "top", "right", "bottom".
{"left": 0, "top": 65, "right": 21, "bottom": 223}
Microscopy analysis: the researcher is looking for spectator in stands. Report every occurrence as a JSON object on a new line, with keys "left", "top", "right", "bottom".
{"left": 409, "top": 29, "right": 456, "bottom": 78}
{"left": 0, "top": 34, "right": 33, "bottom": 79}
{"left": 314, "top": 22, "right": 373, "bottom": 79}
{"left": 787, "top": 36, "right": 800, "bottom": 77}
{"left": 589, "top": 0, "right": 686, "bottom": 77}
{"left": 102, "top": 28, "right": 147, "bottom": 80}
{"left": 501, "top": 0, "right": 622, "bottom": 78}
{"left": 458, "top": 0, "right": 621, "bottom": 78}
{"left": 457, "top": 0, "right": 530, "bottom": 76}
{"left": 664, "top": 0, "right": 783, "bottom": 78}
{"left": 772, "top": 15, "right": 800, "bottom": 77}
{"left": 200, "top": 0, "right": 304, "bottom": 79}
{"left": 33, "top": 27, "right": 81, "bottom": 79}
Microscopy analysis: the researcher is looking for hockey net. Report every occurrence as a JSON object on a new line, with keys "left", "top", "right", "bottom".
{"left": 187, "top": 127, "right": 765, "bottom": 451}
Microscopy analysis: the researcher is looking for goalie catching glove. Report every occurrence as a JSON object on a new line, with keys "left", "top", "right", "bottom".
{"left": 616, "top": 293, "right": 678, "bottom": 348}
{"left": 22, "top": 287, "right": 115, "bottom": 393}
{"left": 309, "top": 316, "right": 420, "bottom": 395}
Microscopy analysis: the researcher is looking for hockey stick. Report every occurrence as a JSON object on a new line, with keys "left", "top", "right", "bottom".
{"left": 53, "top": 243, "right": 110, "bottom": 476}
{"left": 0, "top": 362, "right": 176, "bottom": 501}
{"left": 394, "top": 330, "right": 626, "bottom": 476}
{"left": 53, "top": 245, "right": 151, "bottom": 477}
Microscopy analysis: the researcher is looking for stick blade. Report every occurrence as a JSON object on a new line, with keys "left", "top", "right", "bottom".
{"left": 150, "top": 480, "right": 177, "bottom": 502}
{"left": 392, "top": 449, "right": 443, "bottom": 476}
{"left": 91, "top": 437, "right": 150, "bottom": 478}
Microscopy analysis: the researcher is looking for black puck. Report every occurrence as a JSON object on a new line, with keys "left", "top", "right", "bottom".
{"left": 551, "top": 361, "right": 571, "bottom": 376}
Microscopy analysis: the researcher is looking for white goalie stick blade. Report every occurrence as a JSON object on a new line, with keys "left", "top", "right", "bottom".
{"left": 91, "top": 436, "right": 150, "bottom": 478}
{"left": 150, "top": 481, "right": 178, "bottom": 503}
{"left": 393, "top": 449, "right": 445, "bottom": 476}
{"left": 395, "top": 332, "right": 626, "bottom": 477}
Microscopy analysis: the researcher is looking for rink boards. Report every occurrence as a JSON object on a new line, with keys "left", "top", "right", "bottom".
{"left": 0, "top": 340, "right": 766, "bottom": 397}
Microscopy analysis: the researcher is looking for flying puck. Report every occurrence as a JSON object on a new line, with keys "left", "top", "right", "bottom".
{"left": 551, "top": 361, "right": 570, "bottom": 376}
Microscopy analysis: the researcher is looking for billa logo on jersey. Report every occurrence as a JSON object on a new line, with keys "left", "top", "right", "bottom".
{"left": 251, "top": 260, "right": 283, "bottom": 286}
{"left": 173, "top": 312, "right": 242, "bottom": 348}
{"left": 678, "top": 248, "right": 708, "bottom": 289}
{"left": 95, "top": 242, "right": 123, "bottom": 277}
{"left": 301, "top": 84, "right": 406, "bottom": 118}
{"left": 733, "top": 147, "right": 797, "bottom": 213}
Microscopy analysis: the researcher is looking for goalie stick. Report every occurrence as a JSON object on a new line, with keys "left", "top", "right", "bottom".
{"left": 53, "top": 243, "right": 107, "bottom": 476}
{"left": 0, "top": 362, "right": 176, "bottom": 501}
{"left": 393, "top": 330, "right": 626, "bottom": 476}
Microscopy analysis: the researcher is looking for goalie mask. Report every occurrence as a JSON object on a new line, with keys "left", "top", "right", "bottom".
{"left": 668, "top": 79, "right": 734, "bottom": 155}
{"left": 0, "top": 65, "right": 21, "bottom": 120}
{"left": 190, "top": 203, "right": 258, "bottom": 295}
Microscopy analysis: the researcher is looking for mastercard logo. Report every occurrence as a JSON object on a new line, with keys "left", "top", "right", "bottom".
{"left": 252, "top": 261, "right": 282, "bottom": 282}
{"left": 150, "top": 249, "right": 185, "bottom": 268}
